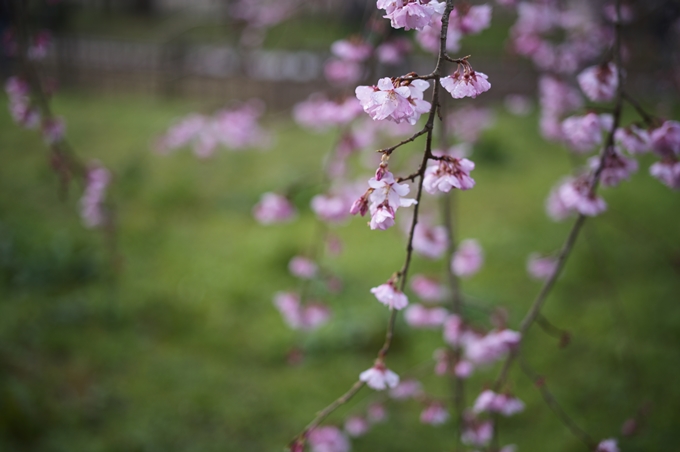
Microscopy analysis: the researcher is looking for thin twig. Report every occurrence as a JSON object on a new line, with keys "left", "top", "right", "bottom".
{"left": 621, "top": 91, "right": 657, "bottom": 127}
{"left": 518, "top": 355, "right": 597, "bottom": 450}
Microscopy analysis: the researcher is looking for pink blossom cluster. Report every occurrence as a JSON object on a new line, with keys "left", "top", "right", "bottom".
{"left": 253, "top": 192, "right": 297, "bottom": 225}
{"left": 451, "top": 239, "right": 483, "bottom": 278}
{"left": 355, "top": 77, "right": 431, "bottom": 125}
{"left": 446, "top": 106, "right": 495, "bottom": 143}
{"left": 546, "top": 177, "right": 606, "bottom": 221}
{"left": 461, "top": 414, "right": 493, "bottom": 447}
{"left": 440, "top": 63, "right": 491, "bottom": 100}
{"left": 444, "top": 314, "right": 521, "bottom": 367}
{"left": 472, "top": 390, "right": 525, "bottom": 416}
{"left": 351, "top": 168, "right": 417, "bottom": 231}
{"left": 423, "top": 155, "right": 476, "bottom": 194}
{"left": 526, "top": 253, "right": 558, "bottom": 280}
{"left": 412, "top": 221, "right": 448, "bottom": 259}
{"left": 410, "top": 274, "right": 447, "bottom": 302}
{"left": 273, "top": 292, "right": 331, "bottom": 331}
{"left": 155, "top": 100, "right": 271, "bottom": 157}
{"left": 325, "top": 38, "right": 372, "bottom": 86}
{"left": 577, "top": 62, "right": 619, "bottom": 103}
{"left": 415, "top": 4, "right": 492, "bottom": 54}
{"left": 588, "top": 148, "right": 638, "bottom": 187}
{"left": 293, "top": 95, "right": 363, "bottom": 132}
{"left": 560, "top": 112, "right": 607, "bottom": 154}
{"left": 648, "top": 120, "right": 680, "bottom": 189}
{"left": 376, "top": 37, "right": 412, "bottom": 65}
{"left": 2, "top": 30, "right": 52, "bottom": 60}
{"left": 80, "top": 164, "right": 111, "bottom": 228}
{"left": 288, "top": 256, "right": 318, "bottom": 279}
{"left": 377, "top": 0, "right": 446, "bottom": 31}
{"left": 404, "top": 304, "right": 448, "bottom": 328}
{"left": 5, "top": 77, "right": 40, "bottom": 129}
{"left": 307, "top": 425, "right": 350, "bottom": 452}
{"left": 420, "top": 401, "right": 449, "bottom": 425}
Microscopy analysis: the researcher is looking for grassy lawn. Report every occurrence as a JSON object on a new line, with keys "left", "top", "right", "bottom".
{"left": 0, "top": 91, "right": 679, "bottom": 452}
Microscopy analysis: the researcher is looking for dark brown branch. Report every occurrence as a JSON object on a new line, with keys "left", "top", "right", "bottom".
{"left": 380, "top": 127, "right": 430, "bottom": 155}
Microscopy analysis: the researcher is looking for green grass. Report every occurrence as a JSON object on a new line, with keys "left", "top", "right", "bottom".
{"left": 0, "top": 91, "right": 679, "bottom": 452}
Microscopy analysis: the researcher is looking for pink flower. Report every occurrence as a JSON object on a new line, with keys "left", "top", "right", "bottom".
{"left": 443, "top": 314, "right": 464, "bottom": 345}
{"left": 561, "top": 113, "right": 604, "bottom": 153}
{"left": 505, "top": 94, "right": 533, "bottom": 116}
{"left": 615, "top": 125, "right": 651, "bottom": 154}
{"left": 527, "top": 253, "right": 558, "bottom": 280}
{"left": 42, "top": 117, "right": 65, "bottom": 145}
{"left": 404, "top": 304, "right": 449, "bottom": 328}
{"left": 293, "top": 95, "right": 362, "bottom": 131}
{"left": 308, "top": 426, "right": 351, "bottom": 452}
{"left": 453, "top": 4, "right": 492, "bottom": 35}
{"left": 416, "top": 15, "right": 462, "bottom": 54}
{"left": 389, "top": 379, "right": 423, "bottom": 400}
{"left": 80, "top": 164, "right": 111, "bottom": 228}
{"left": 411, "top": 275, "right": 447, "bottom": 302}
{"left": 324, "top": 59, "right": 363, "bottom": 86}
{"left": 441, "top": 66, "right": 491, "bottom": 99}
{"left": 360, "top": 363, "right": 400, "bottom": 390}
{"left": 311, "top": 193, "right": 352, "bottom": 223}
{"left": 378, "top": 0, "right": 446, "bottom": 31}
{"left": 253, "top": 192, "right": 296, "bottom": 225}
{"left": 577, "top": 63, "right": 619, "bottom": 102}
{"left": 423, "top": 157, "right": 476, "bottom": 194}
{"left": 376, "top": 37, "right": 412, "bottom": 65}
{"left": 420, "top": 402, "right": 450, "bottom": 425}
{"left": 538, "top": 76, "right": 583, "bottom": 118}
{"left": 588, "top": 148, "right": 638, "bottom": 187}
{"left": 367, "top": 402, "right": 388, "bottom": 423}
{"left": 288, "top": 256, "right": 318, "bottom": 279}
{"left": 366, "top": 170, "right": 417, "bottom": 231}
{"left": 461, "top": 416, "right": 493, "bottom": 447}
{"left": 447, "top": 106, "right": 495, "bottom": 143}
{"left": 650, "top": 160, "right": 680, "bottom": 190}
{"left": 454, "top": 360, "right": 474, "bottom": 378}
{"left": 464, "top": 329, "right": 521, "bottom": 364}
{"left": 355, "top": 77, "right": 431, "bottom": 125}
{"left": 473, "top": 390, "right": 525, "bottom": 416}
{"left": 371, "top": 280, "right": 409, "bottom": 310}
{"left": 330, "top": 39, "right": 372, "bottom": 62}
{"left": 273, "top": 292, "right": 331, "bottom": 331}
{"left": 546, "top": 177, "right": 606, "bottom": 220}
{"left": 412, "top": 223, "right": 449, "bottom": 259}
{"left": 343, "top": 416, "right": 369, "bottom": 437}
{"left": 597, "top": 438, "right": 619, "bottom": 452}
{"left": 451, "top": 239, "right": 483, "bottom": 278}
{"left": 650, "top": 120, "right": 680, "bottom": 158}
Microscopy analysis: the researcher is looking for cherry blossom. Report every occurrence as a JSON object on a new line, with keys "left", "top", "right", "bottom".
{"left": 288, "top": 256, "right": 318, "bottom": 279}
{"left": 527, "top": 253, "right": 558, "bottom": 280}
{"left": 447, "top": 106, "right": 495, "bottom": 143}
{"left": 451, "top": 239, "right": 483, "bottom": 278}
{"left": 324, "top": 59, "right": 363, "bottom": 86}
{"left": 355, "top": 77, "right": 431, "bottom": 125}
{"left": 253, "top": 192, "right": 296, "bottom": 225}
{"left": 473, "top": 390, "right": 525, "bottom": 416}
{"left": 443, "top": 314, "right": 464, "bottom": 346}
{"left": 404, "top": 304, "right": 448, "bottom": 328}
{"left": 42, "top": 117, "right": 65, "bottom": 145}
{"left": 364, "top": 170, "right": 417, "bottom": 231}
{"left": 410, "top": 275, "right": 447, "bottom": 302}
{"left": 423, "top": 156, "right": 476, "bottom": 194}
{"left": 596, "top": 438, "right": 619, "bottom": 452}
{"left": 311, "top": 193, "right": 353, "bottom": 223}
{"left": 273, "top": 292, "right": 331, "bottom": 331}
{"left": 420, "top": 402, "right": 450, "bottom": 425}
{"left": 371, "top": 279, "right": 409, "bottom": 310}
{"left": 615, "top": 125, "right": 651, "bottom": 154}
{"left": 389, "top": 379, "right": 423, "bottom": 400}
{"left": 452, "top": 4, "right": 492, "bottom": 35}
{"left": 343, "top": 416, "right": 369, "bottom": 437}
{"left": 464, "top": 329, "right": 521, "bottom": 365}
{"left": 308, "top": 426, "right": 351, "bottom": 452}
{"left": 454, "top": 360, "right": 474, "bottom": 378}
{"left": 649, "top": 160, "right": 680, "bottom": 190}
{"left": 412, "top": 222, "right": 449, "bottom": 259}
{"left": 377, "top": 0, "right": 446, "bottom": 31}
{"left": 416, "top": 15, "right": 462, "bottom": 54}
{"left": 546, "top": 177, "right": 607, "bottom": 220}
{"left": 650, "top": 120, "right": 680, "bottom": 158}
{"left": 441, "top": 65, "right": 491, "bottom": 99}
{"left": 461, "top": 415, "right": 493, "bottom": 447}
{"left": 561, "top": 113, "right": 604, "bottom": 153}
{"left": 588, "top": 148, "right": 638, "bottom": 187}
{"left": 577, "top": 63, "right": 619, "bottom": 102}
{"left": 376, "top": 37, "right": 412, "bottom": 65}
{"left": 293, "top": 95, "right": 362, "bottom": 132}
{"left": 330, "top": 38, "right": 372, "bottom": 62}
{"left": 360, "top": 363, "right": 400, "bottom": 390}
{"left": 80, "top": 164, "right": 111, "bottom": 228}
{"left": 367, "top": 403, "right": 388, "bottom": 423}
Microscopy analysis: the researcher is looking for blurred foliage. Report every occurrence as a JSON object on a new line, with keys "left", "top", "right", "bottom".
{"left": 0, "top": 92, "right": 679, "bottom": 452}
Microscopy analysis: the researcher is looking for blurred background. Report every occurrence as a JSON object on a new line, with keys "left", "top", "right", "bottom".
{"left": 1, "top": 0, "right": 680, "bottom": 451}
